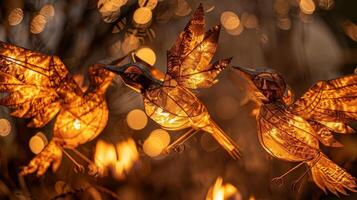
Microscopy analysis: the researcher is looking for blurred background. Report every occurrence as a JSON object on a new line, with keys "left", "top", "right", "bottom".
{"left": 0, "top": 0, "right": 356, "bottom": 199}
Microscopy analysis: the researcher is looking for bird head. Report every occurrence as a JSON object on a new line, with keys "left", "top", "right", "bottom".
{"left": 88, "top": 55, "right": 128, "bottom": 92}
{"left": 233, "top": 66, "right": 287, "bottom": 104}
{"left": 104, "top": 57, "right": 164, "bottom": 93}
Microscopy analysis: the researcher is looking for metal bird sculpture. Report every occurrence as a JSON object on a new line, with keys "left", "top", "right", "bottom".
{"left": 106, "top": 5, "right": 241, "bottom": 159}
{"left": 234, "top": 66, "right": 357, "bottom": 195}
{"left": 0, "top": 41, "right": 125, "bottom": 176}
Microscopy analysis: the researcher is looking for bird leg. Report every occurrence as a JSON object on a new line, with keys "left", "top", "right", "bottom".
{"left": 163, "top": 128, "right": 200, "bottom": 155}
{"left": 291, "top": 165, "right": 309, "bottom": 192}
{"left": 61, "top": 148, "right": 84, "bottom": 173}
{"left": 291, "top": 156, "right": 320, "bottom": 192}
{"left": 271, "top": 162, "right": 305, "bottom": 186}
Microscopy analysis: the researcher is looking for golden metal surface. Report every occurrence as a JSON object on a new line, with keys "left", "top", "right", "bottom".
{"left": 0, "top": 41, "right": 115, "bottom": 176}
{"left": 236, "top": 66, "right": 357, "bottom": 195}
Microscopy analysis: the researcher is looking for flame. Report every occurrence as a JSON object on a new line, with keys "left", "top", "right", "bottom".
{"left": 206, "top": 177, "right": 240, "bottom": 200}
{"left": 94, "top": 139, "right": 139, "bottom": 179}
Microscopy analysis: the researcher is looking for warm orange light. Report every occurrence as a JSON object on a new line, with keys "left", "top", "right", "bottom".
{"left": 39, "top": 4, "right": 55, "bottom": 22}
{"left": 8, "top": 8, "right": 23, "bottom": 26}
{"left": 143, "top": 129, "right": 170, "bottom": 157}
{"left": 0, "top": 119, "right": 11, "bottom": 137}
{"left": 113, "top": 139, "right": 139, "bottom": 179}
{"left": 30, "top": 14, "right": 47, "bottom": 34}
{"left": 29, "top": 132, "right": 48, "bottom": 154}
{"left": 277, "top": 17, "right": 292, "bottom": 30}
{"left": 126, "top": 109, "right": 148, "bottom": 130}
{"left": 206, "top": 177, "right": 240, "bottom": 200}
{"left": 94, "top": 139, "right": 138, "bottom": 178}
{"left": 300, "top": 0, "right": 316, "bottom": 15}
{"left": 220, "top": 11, "right": 240, "bottom": 30}
{"left": 133, "top": 7, "right": 152, "bottom": 26}
{"left": 136, "top": 47, "right": 156, "bottom": 65}
{"left": 242, "top": 13, "right": 258, "bottom": 29}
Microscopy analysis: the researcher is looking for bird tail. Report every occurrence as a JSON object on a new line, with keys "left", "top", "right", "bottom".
{"left": 203, "top": 119, "right": 241, "bottom": 159}
{"left": 308, "top": 153, "right": 357, "bottom": 196}
{"left": 20, "top": 140, "right": 62, "bottom": 176}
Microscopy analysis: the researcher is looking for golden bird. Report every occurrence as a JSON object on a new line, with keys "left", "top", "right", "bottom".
{"left": 106, "top": 5, "right": 240, "bottom": 159}
{"left": 234, "top": 66, "right": 357, "bottom": 195}
{"left": 0, "top": 41, "right": 125, "bottom": 176}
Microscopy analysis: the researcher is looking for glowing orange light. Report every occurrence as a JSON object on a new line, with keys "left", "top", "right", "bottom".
{"left": 143, "top": 129, "right": 170, "bottom": 157}
{"left": 8, "top": 8, "right": 23, "bottom": 26}
{"left": 94, "top": 139, "right": 139, "bottom": 178}
{"left": 300, "top": 0, "right": 316, "bottom": 15}
{"left": 133, "top": 7, "right": 152, "bottom": 26}
{"left": 136, "top": 47, "right": 156, "bottom": 65}
{"left": 29, "top": 132, "right": 48, "bottom": 154}
{"left": 220, "top": 11, "right": 240, "bottom": 30}
{"left": 39, "top": 4, "right": 55, "bottom": 22}
{"left": 126, "top": 109, "right": 148, "bottom": 130}
{"left": 30, "top": 14, "right": 47, "bottom": 34}
{"left": 206, "top": 177, "right": 240, "bottom": 200}
{"left": 0, "top": 118, "right": 11, "bottom": 137}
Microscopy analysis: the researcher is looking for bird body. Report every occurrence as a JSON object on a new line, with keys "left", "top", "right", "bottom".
{"left": 234, "top": 66, "right": 357, "bottom": 195}
{"left": 0, "top": 41, "right": 118, "bottom": 175}
{"left": 106, "top": 5, "right": 240, "bottom": 159}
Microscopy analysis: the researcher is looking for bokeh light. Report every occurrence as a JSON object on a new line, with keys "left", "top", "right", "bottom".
{"left": 136, "top": 47, "right": 156, "bottom": 65}
{"left": 143, "top": 129, "right": 170, "bottom": 157}
{"left": 39, "top": 4, "right": 55, "bottom": 22}
{"left": 220, "top": 11, "right": 240, "bottom": 31}
{"left": 8, "top": 8, "right": 23, "bottom": 26}
{"left": 29, "top": 132, "right": 48, "bottom": 154}
{"left": 126, "top": 109, "right": 148, "bottom": 130}
{"left": 300, "top": 0, "right": 316, "bottom": 15}
{"left": 30, "top": 14, "right": 47, "bottom": 34}
{"left": 133, "top": 7, "right": 152, "bottom": 27}
{"left": 0, "top": 118, "right": 11, "bottom": 137}
{"left": 206, "top": 177, "right": 241, "bottom": 200}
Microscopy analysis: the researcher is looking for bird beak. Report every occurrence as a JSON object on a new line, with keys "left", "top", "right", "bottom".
{"left": 104, "top": 65, "right": 125, "bottom": 75}
{"left": 232, "top": 66, "right": 257, "bottom": 80}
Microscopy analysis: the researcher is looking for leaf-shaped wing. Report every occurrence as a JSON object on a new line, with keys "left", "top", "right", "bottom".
{"left": 166, "top": 5, "right": 228, "bottom": 89}
{"left": 289, "top": 74, "right": 357, "bottom": 133}
{"left": 143, "top": 85, "right": 207, "bottom": 130}
{"left": 54, "top": 93, "right": 109, "bottom": 147}
{"left": 258, "top": 104, "right": 319, "bottom": 161}
{"left": 0, "top": 41, "right": 82, "bottom": 128}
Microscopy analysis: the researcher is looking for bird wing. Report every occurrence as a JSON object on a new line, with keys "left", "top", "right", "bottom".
{"left": 165, "top": 4, "right": 230, "bottom": 89}
{"left": 143, "top": 85, "right": 207, "bottom": 130}
{"left": 258, "top": 104, "right": 319, "bottom": 161}
{"left": 288, "top": 74, "right": 357, "bottom": 134}
{"left": 0, "top": 41, "right": 83, "bottom": 128}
